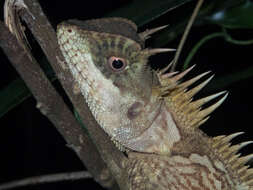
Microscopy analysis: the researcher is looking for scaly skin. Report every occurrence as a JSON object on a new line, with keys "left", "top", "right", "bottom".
{"left": 57, "top": 18, "right": 253, "bottom": 190}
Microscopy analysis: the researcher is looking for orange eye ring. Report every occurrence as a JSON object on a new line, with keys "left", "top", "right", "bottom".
{"left": 108, "top": 56, "right": 127, "bottom": 72}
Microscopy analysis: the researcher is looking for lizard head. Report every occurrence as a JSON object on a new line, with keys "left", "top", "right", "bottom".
{"left": 57, "top": 18, "right": 229, "bottom": 154}
{"left": 57, "top": 18, "right": 174, "bottom": 151}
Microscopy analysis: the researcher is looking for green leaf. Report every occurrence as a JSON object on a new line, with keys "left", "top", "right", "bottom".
{"left": 0, "top": 79, "right": 31, "bottom": 118}
{"left": 105, "top": 0, "right": 193, "bottom": 27}
{"left": 207, "top": 0, "right": 253, "bottom": 29}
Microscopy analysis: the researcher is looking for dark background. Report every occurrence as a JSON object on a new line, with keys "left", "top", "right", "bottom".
{"left": 0, "top": 0, "right": 253, "bottom": 189}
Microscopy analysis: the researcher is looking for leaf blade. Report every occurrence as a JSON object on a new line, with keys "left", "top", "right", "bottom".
{"left": 0, "top": 79, "right": 31, "bottom": 118}
{"left": 206, "top": 0, "right": 253, "bottom": 29}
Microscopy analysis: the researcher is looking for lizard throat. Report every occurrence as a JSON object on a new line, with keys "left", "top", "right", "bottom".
{"left": 123, "top": 100, "right": 181, "bottom": 154}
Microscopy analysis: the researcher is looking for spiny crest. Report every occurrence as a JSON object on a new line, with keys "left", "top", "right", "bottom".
{"left": 154, "top": 63, "right": 253, "bottom": 186}
{"left": 211, "top": 133, "right": 253, "bottom": 186}
{"left": 137, "top": 25, "right": 175, "bottom": 59}
{"left": 154, "top": 64, "right": 228, "bottom": 130}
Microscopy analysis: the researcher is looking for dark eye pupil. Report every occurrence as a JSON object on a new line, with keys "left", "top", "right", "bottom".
{"left": 112, "top": 59, "right": 124, "bottom": 69}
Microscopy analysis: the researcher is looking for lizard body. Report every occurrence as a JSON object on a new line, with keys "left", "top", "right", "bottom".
{"left": 57, "top": 18, "right": 253, "bottom": 190}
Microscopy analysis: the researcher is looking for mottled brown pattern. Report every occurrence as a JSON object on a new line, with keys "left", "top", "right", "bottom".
{"left": 126, "top": 153, "right": 232, "bottom": 190}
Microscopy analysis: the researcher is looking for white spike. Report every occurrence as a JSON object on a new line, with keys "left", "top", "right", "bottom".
{"left": 193, "top": 91, "right": 227, "bottom": 108}
{"left": 142, "top": 48, "right": 176, "bottom": 56}
{"left": 139, "top": 25, "right": 168, "bottom": 40}
{"left": 241, "top": 154, "right": 253, "bottom": 164}
{"left": 214, "top": 132, "right": 244, "bottom": 155}
{"left": 222, "top": 132, "right": 245, "bottom": 144}
{"left": 239, "top": 141, "right": 253, "bottom": 150}
{"left": 198, "top": 92, "right": 228, "bottom": 118}
{"left": 178, "top": 71, "right": 211, "bottom": 89}
{"left": 195, "top": 116, "right": 210, "bottom": 128}
{"left": 186, "top": 74, "right": 215, "bottom": 98}
{"left": 232, "top": 154, "right": 253, "bottom": 170}
{"left": 160, "top": 71, "right": 179, "bottom": 79}
{"left": 170, "top": 64, "right": 196, "bottom": 81}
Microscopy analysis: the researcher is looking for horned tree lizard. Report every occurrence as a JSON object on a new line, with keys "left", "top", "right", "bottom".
{"left": 57, "top": 18, "right": 253, "bottom": 190}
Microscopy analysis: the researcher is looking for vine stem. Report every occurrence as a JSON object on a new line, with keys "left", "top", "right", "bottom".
{"left": 183, "top": 32, "right": 224, "bottom": 70}
{"left": 183, "top": 28, "right": 253, "bottom": 70}
{"left": 223, "top": 28, "right": 253, "bottom": 45}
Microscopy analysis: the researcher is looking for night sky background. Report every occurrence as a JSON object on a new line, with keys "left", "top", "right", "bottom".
{"left": 0, "top": 0, "right": 253, "bottom": 189}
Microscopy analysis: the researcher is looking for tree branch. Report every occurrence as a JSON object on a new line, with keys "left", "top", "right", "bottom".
{"left": 0, "top": 21, "right": 115, "bottom": 189}
{"left": 0, "top": 171, "right": 91, "bottom": 190}
{"left": 22, "top": 0, "right": 126, "bottom": 172}
{"left": 3, "top": 0, "right": 127, "bottom": 189}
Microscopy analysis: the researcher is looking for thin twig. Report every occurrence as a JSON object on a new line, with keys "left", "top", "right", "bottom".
{"left": 0, "top": 171, "right": 91, "bottom": 190}
{"left": 171, "top": 0, "right": 204, "bottom": 71}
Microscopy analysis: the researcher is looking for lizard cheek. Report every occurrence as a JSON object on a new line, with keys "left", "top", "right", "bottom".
{"left": 127, "top": 102, "right": 143, "bottom": 120}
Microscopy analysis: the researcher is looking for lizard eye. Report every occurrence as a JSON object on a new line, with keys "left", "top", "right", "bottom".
{"left": 108, "top": 56, "right": 127, "bottom": 72}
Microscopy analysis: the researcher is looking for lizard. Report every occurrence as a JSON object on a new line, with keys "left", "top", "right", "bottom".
{"left": 56, "top": 17, "right": 253, "bottom": 190}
